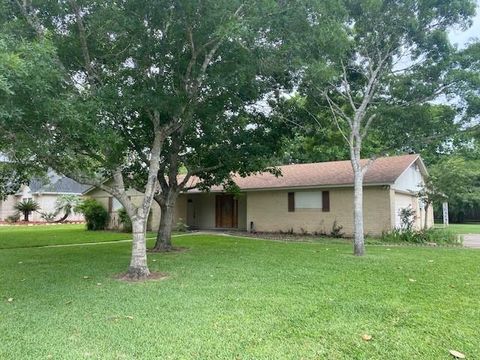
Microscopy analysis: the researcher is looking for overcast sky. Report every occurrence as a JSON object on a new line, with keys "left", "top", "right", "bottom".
{"left": 449, "top": 1, "right": 480, "bottom": 48}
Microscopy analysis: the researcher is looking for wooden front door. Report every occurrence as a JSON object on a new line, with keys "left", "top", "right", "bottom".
{"left": 215, "top": 195, "right": 238, "bottom": 228}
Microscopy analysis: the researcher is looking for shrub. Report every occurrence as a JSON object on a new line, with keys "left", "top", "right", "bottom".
{"left": 39, "top": 211, "right": 58, "bottom": 222}
{"left": 76, "top": 199, "right": 108, "bottom": 230}
{"left": 14, "top": 199, "right": 40, "bottom": 222}
{"left": 381, "top": 227, "right": 460, "bottom": 245}
{"left": 55, "top": 195, "right": 81, "bottom": 222}
{"left": 5, "top": 213, "right": 21, "bottom": 223}
{"left": 330, "top": 220, "right": 344, "bottom": 238}
{"left": 381, "top": 228, "right": 421, "bottom": 243}
{"left": 117, "top": 208, "right": 132, "bottom": 232}
{"left": 174, "top": 218, "right": 189, "bottom": 232}
{"left": 419, "top": 228, "right": 460, "bottom": 245}
{"left": 399, "top": 206, "right": 415, "bottom": 230}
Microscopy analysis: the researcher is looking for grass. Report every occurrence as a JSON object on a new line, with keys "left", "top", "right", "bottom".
{"left": 438, "top": 223, "right": 480, "bottom": 235}
{"left": 1, "top": 227, "right": 479, "bottom": 359}
{"left": 0, "top": 224, "right": 156, "bottom": 249}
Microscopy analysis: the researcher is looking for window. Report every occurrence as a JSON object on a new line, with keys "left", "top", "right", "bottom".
{"left": 112, "top": 198, "right": 122, "bottom": 211}
{"left": 295, "top": 191, "right": 323, "bottom": 209}
{"left": 288, "top": 191, "right": 330, "bottom": 212}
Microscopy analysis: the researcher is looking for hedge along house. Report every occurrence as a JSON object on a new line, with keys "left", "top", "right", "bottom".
{"left": 84, "top": 154, "right": 432, "bottom": 236}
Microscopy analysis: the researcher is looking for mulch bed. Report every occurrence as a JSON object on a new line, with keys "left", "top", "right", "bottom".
{"left": 224, "top": 230, "right": 351, "bottom": 243}
{"left": 224, "top": 231, "right": 463, "bottom": 248}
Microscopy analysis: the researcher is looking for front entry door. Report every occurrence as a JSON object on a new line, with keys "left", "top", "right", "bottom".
{"left": 186, "top": 199, "right": 196, "bottom": 228}
{"left": 215, "top": 195, "right": 238, "bottom": 228}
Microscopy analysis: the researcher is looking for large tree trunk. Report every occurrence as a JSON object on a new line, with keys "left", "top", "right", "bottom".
{"left": 152, "top": 193, "right": 178, "bottom": 252}
{"left": 24, "top": 211, "right": 29, "bottom": 222}
{"left": 126, "top": 218, "right": 150, "bottom": 279}
{"left": 352, "top": 167, "right": 365, "bottom": 256}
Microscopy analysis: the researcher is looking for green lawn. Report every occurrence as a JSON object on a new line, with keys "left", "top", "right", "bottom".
{"left": 0, "top": 224, "right": 156, "bottom": 249}
{"left": 441, "top": 223, "right": 480, "bottom": 235}
{"left": 1, "top": 227, "right": 479, "bottom": 359}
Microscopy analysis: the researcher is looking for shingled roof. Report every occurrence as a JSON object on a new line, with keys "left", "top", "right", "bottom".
{"left": 186, "top": 154, "right": 423, "bottom": 192}
{"left": 28, "top": 176, "right": 89, "bottom": 194}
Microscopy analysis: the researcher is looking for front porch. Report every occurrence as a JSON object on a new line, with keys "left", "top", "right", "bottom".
{"left": 181, "top": 193, "right": 247, "bottom": 231}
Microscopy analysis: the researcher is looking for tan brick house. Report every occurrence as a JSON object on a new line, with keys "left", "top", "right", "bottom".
{"left": 85, "top": 154, "right": 432, "bottom": 236}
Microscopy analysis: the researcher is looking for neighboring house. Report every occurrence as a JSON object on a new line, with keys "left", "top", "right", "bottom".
{"left": 0, "top": 172, "right": 88, "bottom": 222}
{"left": 83, "top": 186, "right": 162, "bottom": 230}
{"left": 84, "top": 154, "right": 433, "bottom": 236}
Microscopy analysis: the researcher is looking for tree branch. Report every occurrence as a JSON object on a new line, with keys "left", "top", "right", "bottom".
{"left": 324, "top": 92, "right": 353, "bottom": 128}
{"left": 69, "top": 0, "right": 101, "bottom": 87}
{"left": 186, "top": 3, "right": 245, "bottom": 98}
{"left": 341, "top": 60, "right": 357, "bottom": 112}
{"left": 324, "top": 93, "right": 352, "bottom": 146}
{"left": 361, "top": 156, "right": 377, "bottom": 176}
{"left": 184, "top": 26, "right": 197, "bottom": 89}
{"left": 12, "top": 0, "right": 44, "bottom": 37}
{"left": 157, "top": 163, "right": 169, "bottom": 192}
{"left": 361, "top": 114, "right": 376, "bottom": 139}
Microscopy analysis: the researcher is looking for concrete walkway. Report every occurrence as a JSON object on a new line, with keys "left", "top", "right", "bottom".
{"left": 463, "top": 234, "right": 480, "bottom": 249}
{"left": 42, "top": 233, "right": 195, "bottom": 248}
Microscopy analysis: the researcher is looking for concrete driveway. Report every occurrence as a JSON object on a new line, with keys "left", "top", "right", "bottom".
{"left": 463, "top": 234, "right": 480, "bottom": 249}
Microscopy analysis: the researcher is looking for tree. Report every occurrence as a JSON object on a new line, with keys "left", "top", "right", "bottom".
{"left": 122, "top": 1, "right": 290, "bottom": 252}
{"left": 55, "top": 194, "right": 81, "bottom": 223}
{"left": 1, "top": 1, "right": 184, "bottom": 279}
{"left": 14, "top": 199, "right": 40, "bottom": 222}
{"left": 1, "top": 0, "right": 340, "bottom": 276}
{"left": 152, "top": 113, "right": 285, "bottom": 252}
{"left": 299, "top": 0, "right": 477, "bottom": 255}
{"left": 419, "top": 156, "right": 480, "bottom": 226}
{"left": 0, "top": 32, "right": 49, "bottom": 200}
{"left": 276, "top": 97, "right": 460, "bottom": 165}
{"left": 111, "top": 0, "right": 345, "bottom": 252}
{"left": 0, "top": 162, "right": 35, "bottom": 200}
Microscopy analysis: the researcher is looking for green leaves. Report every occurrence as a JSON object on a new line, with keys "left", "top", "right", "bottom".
{"left": 14, "top": 199, "right": 40, "bottom": 221}
{"left": 428, "top": 156, "right": 480, "bottom": 206}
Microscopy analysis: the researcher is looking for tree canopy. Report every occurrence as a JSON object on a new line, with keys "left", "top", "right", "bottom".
{"left": 1, "top": 0, "right": 479, "bottom": 266}
{"left": 282, "top": 0, "right": 478, "bottom": 254}
{"left": 0, "top": 0, "right": 347, "bottom": 273}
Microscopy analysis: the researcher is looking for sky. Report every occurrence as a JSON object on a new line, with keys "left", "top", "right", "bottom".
{"left": 448, "top": 2, "right": 480, "bottom": 48}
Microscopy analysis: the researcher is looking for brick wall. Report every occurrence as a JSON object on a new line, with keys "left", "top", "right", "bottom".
{"left": 246, "top": 186, "right": 393, "bottom": 236}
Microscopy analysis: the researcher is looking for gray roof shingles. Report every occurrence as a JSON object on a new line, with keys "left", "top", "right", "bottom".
{"left": 28, "top": 177, "right": 89, "bottom": 194}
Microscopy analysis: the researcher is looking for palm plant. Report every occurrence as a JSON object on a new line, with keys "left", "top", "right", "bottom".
{"left": 55, "top": 195, "right": 82, "bottom": 223}
{"left": 39, "top": 211, "right": 58, "bottom": 222}
{"left": 14, "top": 199, "right": 40, "bottom": 222}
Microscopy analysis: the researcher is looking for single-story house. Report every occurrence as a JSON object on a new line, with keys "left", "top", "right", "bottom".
{"left": 84, "top": 154, "right": 433, "bottom": 236}
{"left": 0, "top": 172, "right": 88, "bottom": 222}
